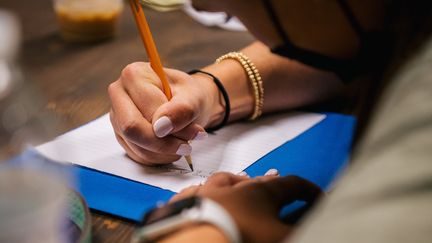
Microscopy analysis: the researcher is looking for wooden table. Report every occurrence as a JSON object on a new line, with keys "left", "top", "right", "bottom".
{"left": 2, "top": 1, "right": 253, "bottom": 242}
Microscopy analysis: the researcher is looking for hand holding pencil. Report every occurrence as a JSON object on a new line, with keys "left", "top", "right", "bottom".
{"left": 129, "top": 0, "right": 195, "bottom": 170}
{"left": 107, "top": 1, "right": 214, "bottom": 167}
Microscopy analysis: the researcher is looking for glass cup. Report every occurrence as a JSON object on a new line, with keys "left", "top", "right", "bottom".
{"left": 0, "top": 169, "right": 68, "bottom": 243}
{"left": 53, "top": 0, "right": 124, "bottom": 42}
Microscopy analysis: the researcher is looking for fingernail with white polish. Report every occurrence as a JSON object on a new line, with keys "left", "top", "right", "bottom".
{"left": 264, "top": 168, "right": 279, "bottom": 176}
{"left": 194, "top": 131, "right": 208, "bottom": 141}
{"left": 153, "top": 116, "right": 173, "bottom": 138}
{"left": 176, "top": 144, "right": 192, "bottom": 156}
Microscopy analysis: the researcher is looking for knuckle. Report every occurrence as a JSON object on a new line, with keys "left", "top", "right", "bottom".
{"left": 121, "top": 62, "right": 145, "bottom": 81}
{"left": 121, "top": 62, "right": 161, "bottom": 88}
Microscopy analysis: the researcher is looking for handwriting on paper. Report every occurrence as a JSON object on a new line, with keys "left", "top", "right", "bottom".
{"left": 36, "top": 112, "right": 325, "bottom": 192}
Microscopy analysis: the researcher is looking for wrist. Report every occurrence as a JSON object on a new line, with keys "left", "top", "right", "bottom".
{"left": 133, "top": 196, "right": 241, "bottom": 243}
{"left": 189, "top": 72, "right": 225, "bottom": 129}
{"left": 203, "top": 61, "right": 255, "bottom": 122}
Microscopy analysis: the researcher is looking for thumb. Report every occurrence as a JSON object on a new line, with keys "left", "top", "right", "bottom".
{"left": 152, "top": 95, "right": 202, "bottom": 138}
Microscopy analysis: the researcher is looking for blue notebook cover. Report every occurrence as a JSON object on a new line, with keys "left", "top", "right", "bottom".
{"left": 74, "top": 112, "right": 355, "bottom": 222}
{"left": 5, "top": 112, "right": 355, "bottom": 222}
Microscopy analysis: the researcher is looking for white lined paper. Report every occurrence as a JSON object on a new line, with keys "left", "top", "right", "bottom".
{"left": 36, "top": 112, "right": 325, "bottom": 192}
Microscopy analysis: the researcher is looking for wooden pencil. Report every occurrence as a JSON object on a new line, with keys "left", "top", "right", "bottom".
{"left": 129, "top": 0, "right": 193, "bottom": 171}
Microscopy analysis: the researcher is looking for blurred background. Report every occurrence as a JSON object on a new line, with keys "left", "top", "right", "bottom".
{"left": 0, "top": 0, "right": 253, "bottom": 134}
{"left": 0, "top": 0, "right": 253, "bottom": 242}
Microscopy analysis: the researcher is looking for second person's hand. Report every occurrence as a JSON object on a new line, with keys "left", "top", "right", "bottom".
{"left": 166, "top": 171, "right": 323, "bottom": 243}
{"left": 108, "top": 62, "right": 222, "bottom": 165}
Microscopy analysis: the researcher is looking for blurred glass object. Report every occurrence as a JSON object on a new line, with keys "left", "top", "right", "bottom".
{"left": 0, "top": 11, "right": 58, "bottom": 161}
{"left": 0, "top": 169, "right": 68, "bottom": 243}
{"left": 0, "top": 9, "right": 70, "bottom": 243}
{"left": 53, "top": 0, "right": 124, "bottom": 42}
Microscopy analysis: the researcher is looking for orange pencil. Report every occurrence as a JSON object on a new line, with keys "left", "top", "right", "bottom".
{"left": 129, "top": 0, "right": 193, "bottom": 171}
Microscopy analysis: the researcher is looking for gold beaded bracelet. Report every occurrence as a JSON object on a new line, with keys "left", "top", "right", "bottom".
{"left": 215, "top": 52, "right": 264, "bottom": 120}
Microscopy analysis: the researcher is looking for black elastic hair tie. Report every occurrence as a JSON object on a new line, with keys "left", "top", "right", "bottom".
{"left": 188, "top": 69, "right": 230, "bottom": 133}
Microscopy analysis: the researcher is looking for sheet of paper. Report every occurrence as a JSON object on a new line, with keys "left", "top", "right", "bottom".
{"left": 36, "top": 112, "right": 325, "bottom": 192}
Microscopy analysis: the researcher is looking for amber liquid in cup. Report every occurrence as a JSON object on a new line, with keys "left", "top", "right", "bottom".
{"left": 54, "top": 0, "right": 124, "bottom": 42}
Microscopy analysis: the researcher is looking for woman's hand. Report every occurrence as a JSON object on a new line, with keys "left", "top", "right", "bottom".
{"left": 169, "top": 171, "right": 323, "bottom": 243}
{"left": 108, "top": 62, "right": 221, "bottom": 165}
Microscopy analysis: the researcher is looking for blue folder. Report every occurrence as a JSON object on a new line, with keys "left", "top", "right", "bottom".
{"left": 73, "top": 112, "right": 356, "bottom": 222}
{"left": 4, "top": 112, "right": 355, "bottom": 222}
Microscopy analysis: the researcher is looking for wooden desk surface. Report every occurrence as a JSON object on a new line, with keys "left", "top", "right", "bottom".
{"left": 2, "top": 0, "right": 253, "bottom": 242}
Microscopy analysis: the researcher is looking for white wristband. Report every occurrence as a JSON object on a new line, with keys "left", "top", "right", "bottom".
{"left": 132, "top": 197, "right": 241, "bottom": 243}
{"left": 195, "top": 198, "right": 241, "bottom": 243}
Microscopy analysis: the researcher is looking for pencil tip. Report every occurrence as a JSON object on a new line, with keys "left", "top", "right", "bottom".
{"left": 185, "top": 155, "right": 193, "bottom": 171}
